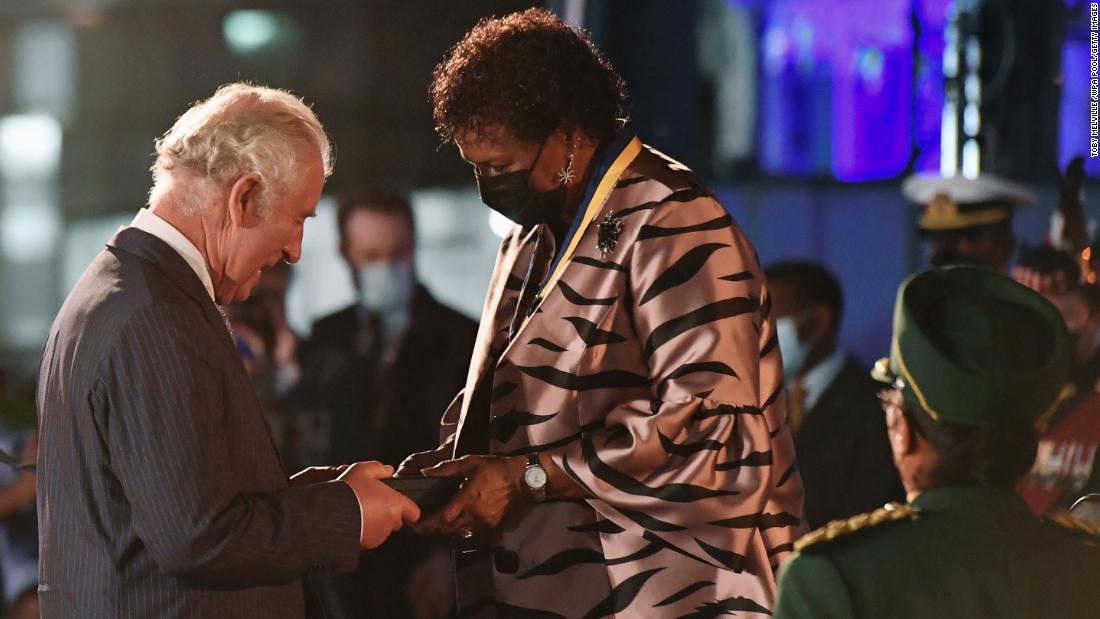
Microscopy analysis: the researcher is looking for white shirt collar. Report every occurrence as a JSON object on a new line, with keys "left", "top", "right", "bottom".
{"left": 800, "top": 348, "right": 848, "bottom": 411}
{"left": 127, "top": 208, "right": 216, "bottom": 302}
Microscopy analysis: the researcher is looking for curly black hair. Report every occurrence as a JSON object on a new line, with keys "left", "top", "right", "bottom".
{"left": 430, "top": 8, "right": 628, "bottom": 144}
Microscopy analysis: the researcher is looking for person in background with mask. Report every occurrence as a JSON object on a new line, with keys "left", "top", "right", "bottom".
{"left": 901, "top": 173, "right": 1036, "bottom": 273}
{"left": 293, "top": 185, "right": 477, "bottom": 619}
{"left": 766, "top": 261, "right": 903, "bottom": 528}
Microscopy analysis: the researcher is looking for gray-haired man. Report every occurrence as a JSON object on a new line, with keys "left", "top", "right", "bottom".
{"left": 36, "top": 83, "right": 419, "bottom": 619}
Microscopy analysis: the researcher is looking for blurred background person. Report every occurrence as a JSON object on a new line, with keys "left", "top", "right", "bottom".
{"left": 1013, "top": 245, "right": 1100, "bottom": 389}
{"left": 0, "top": 371, "right": 38, "bottom": 619}
{"left": 235, "top": 262, "right": 335, "bottom": 474}
{"left": 254, "top": 263, "right": 305, "bottom": 398}
{"left": 766, "top": 261, "right": 904, "bottom": 528}
{"left": 228, "top": 300, "right": 275, "bottom": 383}
{"left": 291, "top": 186, "right": 476, "bottom": 619}
{"left": 225, "top": 295, "right": 317, "bottom": 475}
{"left": 0, "top": 432, "right": 38, "bottom": 619}
{"left": 901, "top": 173, "right": 1037, "bottom": 273}
{"left": 294, "top": 186, "right": 477, "bottom": 471}
{"left": 1011, "top": 245, "right": 1100, "bottom": 515}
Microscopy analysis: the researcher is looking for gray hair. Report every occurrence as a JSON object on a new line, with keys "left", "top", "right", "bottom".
{"left": 149, "top": 82, "right": 334, "bottom": 215}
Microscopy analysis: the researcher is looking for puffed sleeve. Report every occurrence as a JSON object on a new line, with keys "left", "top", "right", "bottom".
{"left": 551, "top": 194, "right": 804, "bottom": 575}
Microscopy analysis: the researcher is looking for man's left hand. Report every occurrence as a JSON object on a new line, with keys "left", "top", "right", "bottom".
{"left": 414, "top": 455, "right": 527, "bottom": 536}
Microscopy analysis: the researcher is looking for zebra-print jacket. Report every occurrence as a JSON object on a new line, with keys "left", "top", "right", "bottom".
{"left": 442, "top": 132, "right": 805, "bottom": 618}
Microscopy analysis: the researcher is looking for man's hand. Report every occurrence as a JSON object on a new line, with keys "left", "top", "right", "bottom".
{"left": 395, "top": 442, "right": 454, "bottom": 478}
{"left": 289, "top": 465, "right": 348, "bottom": 487}
{"left": 338, "top": 461, "right": 421, "bottom": 549}
{"left": 413, "top": 455, "right": 526, "bottom": 536}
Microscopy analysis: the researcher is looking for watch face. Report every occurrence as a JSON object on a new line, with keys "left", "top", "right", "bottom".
{"left": 524, "top": 465, "right": 548, "bottom": 490}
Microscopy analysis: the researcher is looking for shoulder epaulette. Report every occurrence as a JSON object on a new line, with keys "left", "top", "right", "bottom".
{"left": 1044, "top": 511, "right": 1100, "bottom": 539}
{"left": 795, "top": 502, "right": 921, "bottom": 553}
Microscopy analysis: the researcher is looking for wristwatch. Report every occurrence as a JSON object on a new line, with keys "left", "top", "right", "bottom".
{"left": 523, "top": 453, "right": 548, "bottom": 502}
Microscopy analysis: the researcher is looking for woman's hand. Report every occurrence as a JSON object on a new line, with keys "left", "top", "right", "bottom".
{"left": 413, "top": 455, "right": 527, "bottom": 536}
{"left": 395, "top": 442, "right": 454, "bottom": 478}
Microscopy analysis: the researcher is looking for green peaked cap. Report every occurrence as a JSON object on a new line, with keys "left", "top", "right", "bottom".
{"left": 872, "top": 266, "right": 1070, "bottom": 426}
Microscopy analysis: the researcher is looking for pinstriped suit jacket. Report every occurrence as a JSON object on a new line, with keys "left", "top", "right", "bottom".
{"left": 36, "top": 228, "right": 361, "bottom": 618}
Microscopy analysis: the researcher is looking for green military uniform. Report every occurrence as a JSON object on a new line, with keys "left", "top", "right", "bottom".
{"left": 774, "top": 267, "right": 1100, "bottom": 618}
{"left": 776, "top": 487, "right": 1099, "bottom": 618}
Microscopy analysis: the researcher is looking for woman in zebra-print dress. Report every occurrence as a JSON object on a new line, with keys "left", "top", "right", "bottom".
{"left": 399, "top": 8, "right": 805, "bottom": 617}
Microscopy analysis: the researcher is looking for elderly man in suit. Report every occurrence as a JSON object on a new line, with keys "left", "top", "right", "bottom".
{"left": 35, "top": 83, "right": 419, "bottom": 619}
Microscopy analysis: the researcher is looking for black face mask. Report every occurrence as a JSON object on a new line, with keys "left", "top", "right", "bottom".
{"left": 475, "top": 139, "right": 566, "bottom": 228}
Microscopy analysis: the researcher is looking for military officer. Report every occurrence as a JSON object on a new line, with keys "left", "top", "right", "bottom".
{"left": 902, "top": 173, "right": 1036, "bottom": 273}
{"left": 774, "top": 266, "right": 1100, "bottom": 618}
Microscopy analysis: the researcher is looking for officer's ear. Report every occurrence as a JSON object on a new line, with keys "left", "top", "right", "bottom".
{"left": 885, "top": 404, "right": 916, "bottom": 456}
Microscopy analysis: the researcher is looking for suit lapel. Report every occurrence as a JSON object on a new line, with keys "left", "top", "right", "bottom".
{"left": 453, "top": 226, "right": 540, "bottom": 447}
{"left": 108, "top": 227, "right": 237, "bottom": 355}
{"left": 808, "top": 358, "right": 858, "bottom": 419}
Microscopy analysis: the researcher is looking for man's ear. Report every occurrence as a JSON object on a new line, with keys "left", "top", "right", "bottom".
{"left": 227, "top": 173, "right": 263, "bottom": 227}
{"left": 887, "top": 406, "right": 917, "bottom": 456}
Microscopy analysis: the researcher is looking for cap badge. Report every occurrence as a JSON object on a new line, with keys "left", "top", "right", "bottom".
{"left": 927, "top": 193, "right": 959, "bottom": 221}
